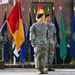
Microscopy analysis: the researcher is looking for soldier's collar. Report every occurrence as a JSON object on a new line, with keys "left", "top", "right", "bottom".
{"left": 47, "top": 23, "right": 53, "bottom": 26}
{"left": 37, "top": 22, "right": 43, "bottom": 25}
{"left": 46, "top": 22, "right": 51, "bottom": 25}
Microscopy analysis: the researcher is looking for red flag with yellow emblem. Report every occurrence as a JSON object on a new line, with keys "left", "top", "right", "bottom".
{"left": 37, "top": 1, "right": 44, "bottom": 15}
{"left": 7, "top": 1, "right": 24, "bottom": 50}
{"left": 36, "top": 1, "right": 44, "bottom": 20}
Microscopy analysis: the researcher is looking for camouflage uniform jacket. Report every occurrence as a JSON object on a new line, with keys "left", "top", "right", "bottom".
{"left": 30, "top": 22, "right": 48, "bottom": 45}
{"left": 47, "top": 23, "right": 56, "bottom": 44}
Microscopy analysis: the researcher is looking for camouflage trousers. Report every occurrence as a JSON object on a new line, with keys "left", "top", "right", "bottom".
{"left": 34, "top": 44, "right": 48, "bottom": 69}
{"left": 47, "top": 43, "right": 55, "bottom": 66}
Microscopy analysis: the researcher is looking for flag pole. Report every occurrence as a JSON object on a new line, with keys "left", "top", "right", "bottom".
{"left": 13, "top": 0, "right": 16, "bottom": 65}
{"left": 13, "top": 0, "right": 16, "bottom": 6}
{"left": 0, "top": 7, "right": 7, "bottom": 32}
{"left": 0, "top": 21, "right": 6, "bottom": 32}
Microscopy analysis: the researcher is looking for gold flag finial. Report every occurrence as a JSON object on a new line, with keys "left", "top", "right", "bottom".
{"left": 29, "top": 8, "right": 31, "bottom": 12}
{"left": 74, "top": 7, "right": 75, "bottom": 11}
{"left": 53, "top": 7, "right": 54, "bottom": 10}
{"left": 60, "top": 6, "right": 61, "bottom": 10}
{"left": 48, "top": 7, "right": 49, "bottom": 11}
{"left": 34, "top": 9, "right": 36, "bottom": 13}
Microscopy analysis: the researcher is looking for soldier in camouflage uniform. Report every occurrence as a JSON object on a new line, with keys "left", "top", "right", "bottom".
{"left": 45, "top": 14, "right": 57, "bottom": 71}
{"left": 30, "top": 13, "right": 48, "bottom": 74}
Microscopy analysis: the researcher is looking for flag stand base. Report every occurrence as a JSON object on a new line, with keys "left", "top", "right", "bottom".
{"left": 0, "top": 61, "right": 5, "bottom": 69}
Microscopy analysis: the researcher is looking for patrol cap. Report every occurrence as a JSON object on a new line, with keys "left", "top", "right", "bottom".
{"left": 37, "top": 13, "right": 44, "bottom": 19}
{"left": 45, "top": 14, "right": 51, "bottom": 18}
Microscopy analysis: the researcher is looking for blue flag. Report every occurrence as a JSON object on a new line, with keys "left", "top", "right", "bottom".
{"left": 21, "top": 24, "right": 26, "bottom": 62}
{"left": 1, "top": 12, "right": 7, "bottom": 36}
{"left": 27, "top": 12, "right": 34, "bottom": 61}
{"left": 1, "top": 12, "right": 9, "bottom": 61}
{"left": 53, "top": 11, "right": 60, "bottom": 45}
{"left": 70, "top": 13, "right": 75, "bottom": 58}
{"left": 52, "top": 11, "right": 60, "bottom": 63}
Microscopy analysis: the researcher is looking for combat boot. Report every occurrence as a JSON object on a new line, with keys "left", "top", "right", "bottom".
{"left": 48, "top": 67, "right": 55, "bottom": 71}
{"left": 48, "top": 64, "right": 55, "bottom": 71}
{"left": 36, "top": 68, "right": 41, "bottom": 74}
{"left": 41, "top": 68, "right": 48, "bottom": 74}
{"left": 44, "top": 67, "right": 48, "bottom": 71}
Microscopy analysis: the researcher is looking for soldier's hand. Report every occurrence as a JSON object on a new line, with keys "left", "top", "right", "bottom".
{"left": 32, "top": 44, "right": 36, "bottom": 47}
{"left": 53, "top": 42, "right": 56, "bottom": 47}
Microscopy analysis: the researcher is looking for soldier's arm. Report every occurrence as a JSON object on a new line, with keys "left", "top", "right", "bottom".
{"left": 46, "top": 24, "right": 48, "bottom": 39}
{"left": 30, "top": 24, "right": 35, "bottom": 46}
{"left": 53, "top": 26, "right": 57, "bottom": 44}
